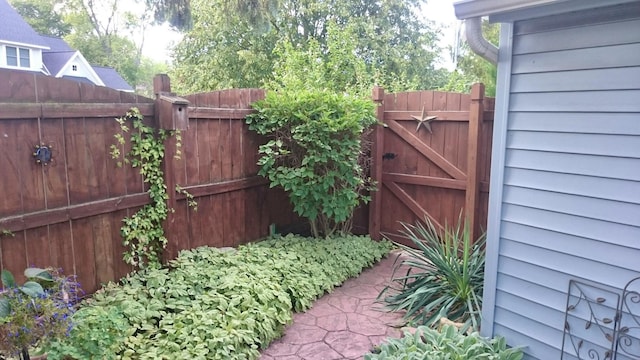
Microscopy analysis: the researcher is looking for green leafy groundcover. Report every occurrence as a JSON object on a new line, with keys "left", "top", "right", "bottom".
{"left": 46, "top": 235, "right": 392, "bottom": 360}
{"left": 365, "top": 325, "right": 523, "bottom": 360}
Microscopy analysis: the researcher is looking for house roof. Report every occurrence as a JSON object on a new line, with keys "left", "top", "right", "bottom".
{"left": 92, "top": 66, "right": 134, "bottom": 91}
{"left": 40, "top": 35, "right": 74, "bottom": 52}
{"left": 61, "top": 75, "right": 95, "bottom": 85}
{"left": 0, "top": 0, "right": 49, "bottom": 48}
{"left": 453, "top": 0, "right": 640, "bottom": 19}
{"left": 42, "top": 50, "right": 76, "bottom": 75}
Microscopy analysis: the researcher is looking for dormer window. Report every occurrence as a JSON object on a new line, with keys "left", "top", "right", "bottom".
{"left": 6, "top": 46, "right": 30, "bottom": 68}
{"left": 72, "top": 65, "right": 77, "bottom": 71}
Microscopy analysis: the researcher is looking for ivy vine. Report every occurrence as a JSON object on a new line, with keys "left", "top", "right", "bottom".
{"left": 109, "top": 108, "right": 196, "bottom": 269}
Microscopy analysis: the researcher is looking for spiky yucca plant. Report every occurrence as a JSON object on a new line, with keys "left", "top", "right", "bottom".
{"left": 379, "top": 217, "right": 486, "bottom": 332}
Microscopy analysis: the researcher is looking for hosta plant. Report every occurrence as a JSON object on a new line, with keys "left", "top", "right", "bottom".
{"left": 378, "top": 217, "right": 485, "bottom": 332}
{"left": 365, "top": 325, "right": 523, "bottom": 360}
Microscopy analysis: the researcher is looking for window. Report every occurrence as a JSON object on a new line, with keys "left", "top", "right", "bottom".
{"left": 6, "top": 46, "right": 17, "bottom": 66}
{"left": 72, "top": 65, "right": 77, "bottom": 71}
{"left": 19, "top": 48, "right": 30, "bottom": 68}
{"left": 5, "top": 46, "right": 30, "bottom": 68}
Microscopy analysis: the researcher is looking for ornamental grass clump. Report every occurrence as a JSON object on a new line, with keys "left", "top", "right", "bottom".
{"left": 0, "top": 268, "right": 81, "bottom": 360}
{"left": 379, "top": 217, "right": 485, "bottom": 333}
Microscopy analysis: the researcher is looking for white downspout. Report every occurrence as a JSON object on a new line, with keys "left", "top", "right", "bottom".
{"left": 464, "top": 17, "right": 499, "bottom": 65}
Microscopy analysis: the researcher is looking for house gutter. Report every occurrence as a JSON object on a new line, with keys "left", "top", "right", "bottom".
{"left": 464, "top": 17, "right": 498, "bottom": 65}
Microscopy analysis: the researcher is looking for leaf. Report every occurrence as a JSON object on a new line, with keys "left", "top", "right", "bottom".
{"left": 20, "top": 281, "right": 45, "bottom": 297}
{"left": 0, "top": 298, "right": 10, "bottom": 318}
{"left": 24, "top": 267, "right": 54, "bottom": 281}
{"left": 1, "top": 269, "right": 16, "bottom": 288}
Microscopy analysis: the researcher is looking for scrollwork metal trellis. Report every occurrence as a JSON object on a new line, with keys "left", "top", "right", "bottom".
{"left": 562, "top": 277, "right": 640, "bottom": 360}
{"left": 615, "top": 276, "right": 640, "bottom": 359}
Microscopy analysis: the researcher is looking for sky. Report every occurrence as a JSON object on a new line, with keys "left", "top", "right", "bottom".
{"left": 139, "top": 0, "right": 461, "bottom": 67}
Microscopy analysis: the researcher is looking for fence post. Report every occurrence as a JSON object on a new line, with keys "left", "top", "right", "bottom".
{"left": 368, "top": 86, "right": 385, "bottom": 240}
{"left": 465, "top": 83, "right": 485, "bottom": 241}
{"left": 153, "top": 74, "right": 189, "bottom": 262}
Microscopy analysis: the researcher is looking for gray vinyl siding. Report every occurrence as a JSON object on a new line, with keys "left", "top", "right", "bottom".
{"left": 487, "top": 8, "right": 640, "bottom": 360}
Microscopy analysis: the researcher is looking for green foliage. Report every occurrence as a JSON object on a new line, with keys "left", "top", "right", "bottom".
{"left": 45, "top": 305, "right": 131, "bottom": 360}
{"left": 110, "top": 108, "right": 169, "bottom": 269}
{"left": 11, "top": 0, "right": 71, "bottom": 37}
{"left": 443, "top": 20, "right": 499, "bottom": 96}
{"left": 247, "top": 89, "right": 376, "bottom": 237}
{"left": 45, "top": 235, "right": 392, "bottom": 359}
{"left": 171, "top": 0, "right": 447, "bottom": 93}
{"left": 0, "top": 268, "right": 80, "bottom": 358}
{"left": 379, "top": 217, "right": 486, "bottom": 332}
{"left": 365, "top": 325, "right": 523, "bottom": 360}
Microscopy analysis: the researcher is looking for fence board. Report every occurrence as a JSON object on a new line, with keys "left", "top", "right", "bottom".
{"left": 42, "top": 119, "right": 71, "bottom": 208}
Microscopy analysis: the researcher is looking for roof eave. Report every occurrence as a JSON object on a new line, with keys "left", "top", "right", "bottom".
{"left": 0, "top": 39, "right": 49, "bottom": 50}
{"left": 453, "top": 0, "right": 566, "bottom": 19}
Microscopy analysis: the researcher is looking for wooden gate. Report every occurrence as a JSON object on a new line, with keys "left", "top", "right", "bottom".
{"left": 368, "top": 84, "right": 494, "bottom": 245}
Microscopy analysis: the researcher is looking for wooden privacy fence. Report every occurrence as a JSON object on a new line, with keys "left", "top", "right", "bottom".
{"left": 367, "top": 84, "right": 494, "bottom": 244}
{"left": 0, "top": 71, "right": 296, "bottom": 292}
{"left": 0, "top": 69, "right": 492, "bottom": 293}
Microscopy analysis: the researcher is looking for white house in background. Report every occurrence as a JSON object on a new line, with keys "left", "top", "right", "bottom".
{"left": 453, "top": 0, "right": 640, "bottom": 359}
{"left": 0, "top": 0, "right": 134, "bottom": 92}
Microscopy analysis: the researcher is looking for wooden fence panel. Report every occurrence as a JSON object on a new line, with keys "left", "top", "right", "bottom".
{"left": 0, "top": 70, "right": 154, "bottom": 289}
{"left": 0, "top": 70, "right": 491, "bottom": 293}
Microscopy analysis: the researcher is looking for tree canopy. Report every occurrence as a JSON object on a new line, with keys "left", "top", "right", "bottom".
{"left": 10, "top": 0, "right": 70, "bottom": 37}
{"left": 170, "top": 0, "right": 449, "bottom": 94}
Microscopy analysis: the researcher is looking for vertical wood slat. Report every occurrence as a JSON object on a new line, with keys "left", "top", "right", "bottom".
{"left": 369, "top": 87, "right": 385, "bottom": 240}
{"left": 465, "top": 83, "right": 485, "bottom": 241}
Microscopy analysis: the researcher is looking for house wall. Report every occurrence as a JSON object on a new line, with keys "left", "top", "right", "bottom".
{"left": 484, "top": 4, "right": 640, "bottom": 359}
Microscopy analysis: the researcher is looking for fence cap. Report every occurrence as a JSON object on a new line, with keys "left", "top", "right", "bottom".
{"left": 158, "top": 92, "right": 189, "bottom": 105}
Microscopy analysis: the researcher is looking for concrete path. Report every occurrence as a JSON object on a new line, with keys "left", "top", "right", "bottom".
{"left": 260, "top": 252, "right": 407, "bottom": 360}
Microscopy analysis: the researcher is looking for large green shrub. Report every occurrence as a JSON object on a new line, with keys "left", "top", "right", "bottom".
{"left": 365, "top": 325, "right": 523, "bottom": 360}
{"left": 46, "top": 235, "right": 392, "bottom": 360}
{"left": 379, "top": 217, "right": 486, "bottom": 332}
{"left": 247, "top": 90, "right": 376, "bottom": 237}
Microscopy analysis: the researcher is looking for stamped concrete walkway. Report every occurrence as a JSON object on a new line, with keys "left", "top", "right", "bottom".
{"left": 260, "top": 252, "right": 407, "bottom": 360}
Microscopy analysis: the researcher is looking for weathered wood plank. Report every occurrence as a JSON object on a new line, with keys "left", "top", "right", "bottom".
{"left": 465, "top": 84, "right": 485, "bottom": 240}
{"left": 368, "top": 87, "right": 385, "bottom": 240}
{"left": 176, "top": 176, "right": 268, "bottom": 199}
{"left": 0, "top": 121, "right": 24, "bottom": 217}
{"left": 189, "top": 107, "right": 253, "bottom": 119}
{"left": 384, "top": 110, "right": 494, "bottom": 122}
{"left": 25, "top": 226, "right": 51, "bottom": 268}
{"left": 0, "top": 193, "right": 150, "bottom": 232}
{"left": 383, "top": 173, "right": 467, "bottom": 190}
{"left": 0, "top": 103, "right": 154, "bottom": 119}
{"left": 71, "top": 217, "right": 97, "bottom": 292}
{"left": 41, "top": 118, "right": 71, "bottom": 208}
{"left": 1, "top": 231, "right": 28, "bottom": 282}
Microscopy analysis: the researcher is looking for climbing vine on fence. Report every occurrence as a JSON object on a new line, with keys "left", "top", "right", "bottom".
{"left": 109, "top": 108, "right": 186, "bottom": 269}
